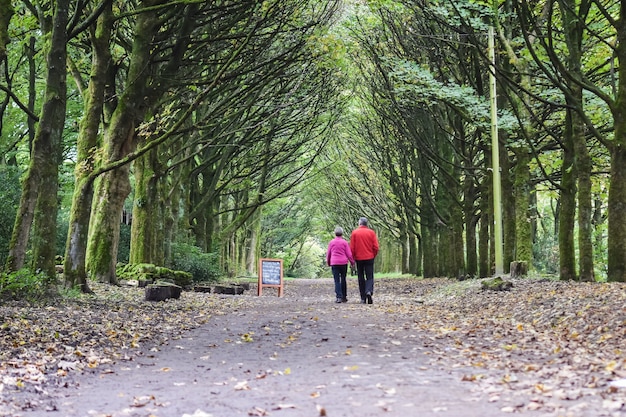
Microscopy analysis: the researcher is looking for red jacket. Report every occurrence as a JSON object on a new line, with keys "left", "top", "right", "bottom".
{"left": 350, "top": 225, "right": 379, "bottom": 261}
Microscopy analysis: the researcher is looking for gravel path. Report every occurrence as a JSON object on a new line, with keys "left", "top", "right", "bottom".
{"left": 3, "top": 278, "right": 586, "bottom": 417}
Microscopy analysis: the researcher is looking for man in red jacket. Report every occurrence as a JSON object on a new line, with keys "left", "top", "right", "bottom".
{"left": 350, "top": 217, "right": 379, "bottom": 304}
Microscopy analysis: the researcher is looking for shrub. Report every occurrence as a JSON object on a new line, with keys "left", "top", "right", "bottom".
{"left": 0, "top": 166, "right": 21, "bottom": 267}
{"left": 169, "top": 243, "right": 222, "bottom": 283}
{"left": 0, "top": 269, "right": 49, "bottom": 301}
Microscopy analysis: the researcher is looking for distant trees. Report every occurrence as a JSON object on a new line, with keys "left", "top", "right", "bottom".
{"left": 320, "top": 0, "right": 620, "bottom": 281}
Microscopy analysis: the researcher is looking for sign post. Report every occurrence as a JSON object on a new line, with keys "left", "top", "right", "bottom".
{"left": 258, "top": 258, "right": 284, "bottom": 297}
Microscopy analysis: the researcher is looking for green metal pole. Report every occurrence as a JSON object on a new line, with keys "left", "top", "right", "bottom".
{"left": 489, "top": 26, "right": 504, "bottom": 275}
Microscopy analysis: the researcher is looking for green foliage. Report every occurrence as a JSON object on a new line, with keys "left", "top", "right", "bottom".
{"left": 168, "top": 243, "right": 222, "bottom": 283}
{"left": 532, "top": 214, "right": 559, "bottom": 275}
{"left": 117, "top": 224, "right": 131, "bottom": 264}
{"left": 0, "top": 269, "right": 48, "bottom": 301}
{"left": 0, "top": 166, "right": 21, "bottom": 266}
{"left": 58, "top": 285, "right": 82, "bottom": 299}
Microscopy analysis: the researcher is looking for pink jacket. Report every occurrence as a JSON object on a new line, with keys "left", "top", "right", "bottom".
{"left": 326, "top": 237, "right": 355, "bottom": 266}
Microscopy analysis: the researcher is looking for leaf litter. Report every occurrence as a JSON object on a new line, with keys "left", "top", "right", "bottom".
{"left": 0, "top": 277, "right": 624, "bottom": 416}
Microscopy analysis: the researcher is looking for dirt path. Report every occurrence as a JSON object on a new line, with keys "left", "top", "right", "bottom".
{"left": 5, "top": 278, "right": 624, "bottom": 417}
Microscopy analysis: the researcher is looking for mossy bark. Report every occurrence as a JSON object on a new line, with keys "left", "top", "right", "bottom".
{"left": 0, "top": 0, "right": 13, "bottom": 62}
{"left": 607, "top": 15, "right": 626, "bottom": 282}
{"left": 399, "top": 225, "right": 409, "bottom": 274}
{"left": 130, "top": 148, "right": 161, "bottom": 264}
{"left": 501, "top": 138, "right": 515, "bottom": 273}
{"left": 479, "top": 150, "right": 491, "bottom": 278}
{"left": 419, "top": 154, "right": 438, "bottom": 278}
{"left": 64, "top": 4, "right": 112, "bottom": 292}
{"left": 31, "top": 0, "right": 69, "bottom": 279}
{"left": 408, "top": 231, "right": 420, "bottom": 276}
{"left": 87, "top": 6, "right": 161, "bottom": 283}
{"left": 464, "top": 172, "right": 478, "bottom": 277}
{"left": 558, "top": 0, "right": 594, "bottom": 282}
{"left": 7, "top": 1, "right": 69, "bottom": 281}
{"left": 559, "top": 132, "right": 577, "bottom": 280}
{"left": 87, "top": 167, "right": 131, "bottom": 283}
{"left": 513, "top": 150, "right": 532, "bottom": 268}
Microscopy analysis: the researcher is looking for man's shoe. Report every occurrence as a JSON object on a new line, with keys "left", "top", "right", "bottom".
{"left": 361, "top": 299, "right": 366, "bottom": 304}
{"left": 342, "top": 298, "right": 348, "bottom": 303}
{"left": 366, "top": 292, "right": 373, "bottom": 304}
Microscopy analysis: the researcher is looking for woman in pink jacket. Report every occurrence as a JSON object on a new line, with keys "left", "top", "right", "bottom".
{"left": 326, "top": 227, "right": 355, "bottom": 303}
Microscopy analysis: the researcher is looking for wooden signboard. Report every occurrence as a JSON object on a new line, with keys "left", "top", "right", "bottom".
{"left": 258, "top": 258, "right": 284, "bottom": 297}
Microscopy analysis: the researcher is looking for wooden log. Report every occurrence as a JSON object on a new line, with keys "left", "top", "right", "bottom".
{"left": 194, "top": 285, "right": 212, "bottom": 293}
{"left": 230, "top": 282, "right": 250, "bottom": 291}
{"left": 214, "top": 284, "right": 244, "bottom": 295}
{"left": 145, "top": 283, "right": 182, "bottom": 301}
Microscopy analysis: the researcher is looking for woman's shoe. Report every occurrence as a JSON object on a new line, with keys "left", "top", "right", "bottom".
{"left": 336, "top": 298, "right": 342, "bottom": 303}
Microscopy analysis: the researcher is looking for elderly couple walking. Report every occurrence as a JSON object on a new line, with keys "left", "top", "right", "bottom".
{"left": 326, "top": 217, "right": 379, "bottom": 304}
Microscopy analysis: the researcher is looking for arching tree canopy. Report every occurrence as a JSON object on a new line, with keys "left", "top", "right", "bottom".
{"left": 1, "top": 0, "right": 625, "bottom": 292}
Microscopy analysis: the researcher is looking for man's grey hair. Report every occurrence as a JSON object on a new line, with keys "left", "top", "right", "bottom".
{"left": 359, "top": 217, "right": 368, "bottom": 226}
{"left": 334, "top": 226, "right": 343, "bottom": 236}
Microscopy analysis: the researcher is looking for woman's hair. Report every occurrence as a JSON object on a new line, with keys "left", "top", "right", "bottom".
{"left": 334, "top": 226, "right": 343, "bottom": 236}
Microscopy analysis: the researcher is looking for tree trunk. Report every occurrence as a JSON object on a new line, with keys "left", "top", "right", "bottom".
{"left": 513, "top": 150, "right": 532, "bottom": 268}
{"left": 408, "top": 230, "right": 420, "bottom": 275}
{"left": 130, "top": 148, "right": 161, "bottom": 264}
{"left": 479, "top": 151, "right": 490, "bottom": 278}
{"left": 6, "top": 0, "right": 69, "bottom": 280}
{"left": 0, "top": 0, "right": 12, "bottom": 62}
{"left": 557, "top": 0, "right": 595, "bottom": 282}
{"left": 64, "top": 4, "right": 112, "bottom": 291}
{"left": 246, "top": 209, "right": 261, "bottom": 275}
{"left": 607, "top": 13, "right": 626, "bottom": 282}
{"left": 559, "top": 126, "right": 577, "bottom": 280}
{"left": 86, "top": 4, "right": 162, "bottom": 283}
{"left": 421, "top": 203, "right": 437, "bottom": 278}
{"left": 575, "top": 102, "right": 594, "bottom": 281}
{"left": 399, "top": 226, "right": 409, "bottom": 274}
{"left": 501, "top": 139, "right": 515, "bottom": 273}
{"left": 87, "top": 167, "right": 131, "bottom": 283}
{"left": 464, "top": 173, "right": 477, "bottom": 277}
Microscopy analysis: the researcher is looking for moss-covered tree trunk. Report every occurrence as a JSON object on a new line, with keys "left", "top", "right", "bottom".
{"left": 87, "top": 167, "right": 131, "bottom": 283}
{"left": 86, "top": 5, "right": 161, "bottom": 283}
{"left": 607, "top": 11, "right": 626, "bottom": 282}
{"left": 500, "top": 138, "right": 515, "bottom": 273}
{"left": 574, "top": 101, "right": 594, "bottom": 281}
{"left": 6, "top": 0, "right": 68, "bottom": 280}
{"left": 559, "top": 123, "right": 577, "bottom": 280}
{"left": 479, "top": 148, "right": 491, "bottom": 278}
{"left": 464, "top": 172, "right": 478, "bottom": 277}
{"left": 399, "top": 225, "right": 409, "bottom": 274}
{"left": 245, "top": 209, "right": 261, "bottom": 275}
{"left": 130, "top": 148, "right": 161, "bottom": 264}
{"left": 64, "top": 4, "right": 112, "bottom": 291}
{"left": 421, "top": 202, "right": 438, "bottom": 278}
{"left": 513, "top": 150, "right": 532, "bottom": 268}
{"left": 558, "top": 0, "right": 594, "bottom": 282}
{"left": 408, "top": 230, "right": 420, "bottom": 275}
{"left": 0, "top": 0, "right": 13, "bottom": 62}
{"left": 30, "top": 0, "right": 69, "bottom": 279}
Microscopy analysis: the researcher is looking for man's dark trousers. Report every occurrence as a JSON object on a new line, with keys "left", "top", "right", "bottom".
{"left": 356, "top": 259, "right": 374, "bottom": 301}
